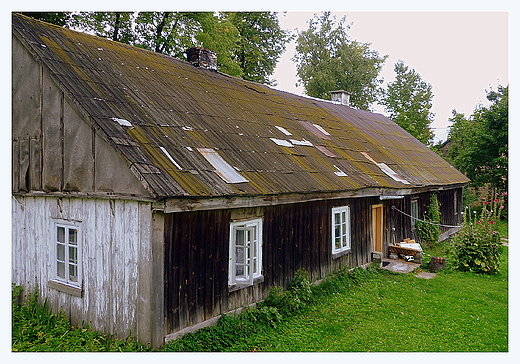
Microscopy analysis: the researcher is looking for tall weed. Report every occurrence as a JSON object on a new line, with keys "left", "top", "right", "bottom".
{"left": 11, "top": 286, "right": 149, "bottom": 352}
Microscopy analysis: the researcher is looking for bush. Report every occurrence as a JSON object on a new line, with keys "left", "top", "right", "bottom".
{"left": 260, "top": 269, "right": 312, "bottom": 316}
{"left": 416, "top": 193, "right": 441, "bottom": 245}
{"left": 453, "top": 194, "right": 506, "bottom": 274}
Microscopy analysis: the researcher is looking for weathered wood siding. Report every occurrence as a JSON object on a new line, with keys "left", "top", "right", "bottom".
{"left": 12, "top": 34, "right": 151, "bottom": 198}
{"left": 384, "top": 188, "right": 463, "bottom": 245}
{"left": 163, "top": 197, "right": 381, "bottom": 334}
{"left": 11, "top": 196, "right": 162, "bottom": 346}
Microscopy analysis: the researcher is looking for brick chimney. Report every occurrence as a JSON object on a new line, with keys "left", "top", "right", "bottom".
{"left": 329, "top": 90, "right": 351, "bottom": 106}
{"left": 186, "top": 47, "right": 217, "bottom": 70}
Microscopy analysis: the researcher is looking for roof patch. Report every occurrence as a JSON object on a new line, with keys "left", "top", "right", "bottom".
{"left": 159, "top": 146, "right": 183, "bottom": 170}
{"left": 275, "top": 126, "right": 292, "bottom": 136}
{"left": 197, "top": 148, "right": 249, "bottom": 184}
{"left": 315, "top": 145, "right": 337, "bottom": 158}
{"left": 111, "top": 117, "right": 133, "bottom": 127}
{"left": 312, "top": 124, "right": 331, "bottom": 136}
{"left": 289, "top": 139, "right": 313, "bottom": 147}
{"left": 376, "top": 163, "right": 410, "bottom": 184}
{"left": 298, "top": 121, "right": 331, "bottom": 140}
{"left": 333, "top": 165, "right": 348, "bottom": 177}
{"left": 270, "top": 138, "right": 294, "bottom": 147}
{"left": 361, "top": 152, "right": 409, "bottom": 184}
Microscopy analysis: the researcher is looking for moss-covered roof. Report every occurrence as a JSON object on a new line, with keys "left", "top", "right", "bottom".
{"left": 12, "top": 13, "right": 469, "bottom": 199}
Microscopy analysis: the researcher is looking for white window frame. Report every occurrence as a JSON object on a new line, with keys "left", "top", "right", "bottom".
{"left": 52, "top": 221, "right": 82, "bottom": 289}
{"left": 411, "top": 199, "right": 419, "bottom": 229}
{"left": 332, "top": 206, "right": 351, "bottom": 255}
{"left": 228, "top": 218, "right": 263, "bottom": 288}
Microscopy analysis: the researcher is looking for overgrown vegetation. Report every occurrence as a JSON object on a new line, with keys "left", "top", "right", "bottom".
{"left": 227, "top": 248, "right": 508, "bottom": 352}
{"left": 159, "top": 267, "right": 375, "bottom": 351}
{"left": 452, "top": 194, "right": 506, "bottom": 274}
{"left": 13, "top": 234, "right": 508, "bottom": 352}
{"left": 12, "top": 286, "right": 149, "bottom": 352}
{"left": 415, "top": 192, "right": 441, "bottom": 246}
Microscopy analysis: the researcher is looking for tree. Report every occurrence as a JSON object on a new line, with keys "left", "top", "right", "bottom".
{"left": 224, "top": 12, "right": 292, "bottom": 85}
{"left": 293, "top": 12, "right": 387, "bottom": 110}
{"left": 381, "top": 60, "right": 435, "bottom": 145}
{"left": 69, "top": 12, "right": 136, "bottom": 44}
{"left": 21, "top": 12, "right": 71, "bottom": 26}
{"left": 27, "top": 11, "right": 289, "bottom": 83}
{"left": 447, "top": 85, "right": 508, "bottom": 193}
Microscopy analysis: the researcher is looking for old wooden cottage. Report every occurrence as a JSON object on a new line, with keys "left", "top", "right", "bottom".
{"left": 12, "top": 13, "right": 469, "bottom": 347}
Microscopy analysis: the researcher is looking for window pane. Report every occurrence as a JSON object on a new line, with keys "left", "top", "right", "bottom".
{"left": 335, "top": 237, "right": 341, "bottom": 250}
{"left": 57, "top": 227, "right": 65, "bottom": 243}
{"left": 57, "top": 244, "right": 65, "bottom": 261}
{"left": 69, "top": 229, "right": 77, "bottom": 245}
{"left": 69, "top": 246, "right": 77, "bottom": 264}
{"left": 334, "top": 213, "right": 340, "bottom": 225}
{"left": 236, "top": 246, "right": 244, "bottom": 264}
{"left": 57, "top": 261, "right": 65, "bottom": 278}
{"left": 236, "top": 230, "right": 245, "bottom": 246}
{"left": 236, "top": 264, "right": 244, "bottom": 277}
{"left": 69, "top": 264, "right": 77, "bottom": 281}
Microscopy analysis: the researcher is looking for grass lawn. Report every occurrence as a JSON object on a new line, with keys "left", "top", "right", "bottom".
{"left": 12, "top": 230, "right": 509, "bottom": 353}
{"left": 224, "top": 247, "right": 508, "bottom": 352}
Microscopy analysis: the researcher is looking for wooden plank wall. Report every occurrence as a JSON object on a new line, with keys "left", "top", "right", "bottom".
{"left": 11, "top": 196, "right": 158, "bottom": 345}
{"left": 163, "top": 197, "right": 378, "bottom": 334}
{"left": 438, "top": 188, "right": 463, "bottom": 233}
{"left": 164, "top": 209, "right": 231, "bottom": 333}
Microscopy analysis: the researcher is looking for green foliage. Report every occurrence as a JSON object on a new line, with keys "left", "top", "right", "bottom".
{"left": 447, "top": 85, "right": 508, "bottom": 193}
{"left": 61, "top": 11, "right": 290, "bottom": 82}
{"left": 21, "top": 12, "right": 71, "bottom": 26}
{"left": 228, "top": 248, "right": 508, "bottom": 352}
{"left": 415, "top": 193, "right": 441, "bottom": 245}
{"left": 453, "top": 194, "right": 506, "bottom": 274}
{"left": 261, "top": 270, "right": 313, "bottom": 315}
{"left": 225, "top": 12, "right": 292, "bottom": 85}
{"left": 12, "top": 286, "right": 149, "bottom": 352}
{"left": 293, "top": 12, "right": 387, "bottom": 110}
{"left": 163, "top": 267, "right": 383, "bottom": 351}
{"left": 381, "top": 60, "right": 435, "bottom": 145}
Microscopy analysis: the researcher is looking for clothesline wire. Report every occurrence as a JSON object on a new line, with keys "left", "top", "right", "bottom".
{"left": 391, "top": 206, "right": 463, "bottom": 229}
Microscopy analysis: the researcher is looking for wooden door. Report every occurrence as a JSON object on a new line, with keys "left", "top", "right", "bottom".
{"left": 372, "top": 204, "right": 384, "bottom": 253}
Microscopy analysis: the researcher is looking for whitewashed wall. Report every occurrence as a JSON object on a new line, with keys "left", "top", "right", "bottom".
{"left": 11, "top": 196, "right": 160, "bottom": 344}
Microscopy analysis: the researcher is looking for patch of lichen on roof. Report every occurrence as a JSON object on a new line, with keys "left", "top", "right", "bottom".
{"left": 13, "top": 13, "right": 469, "bottom": 198}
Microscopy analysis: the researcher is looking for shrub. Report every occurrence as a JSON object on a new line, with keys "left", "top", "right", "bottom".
{"left": 416, "top": 193, "right": 441, "bottom": 245}
{"left": 260, "top": 269, "right": 312, "bottom": 316}
{"left": 453, "top": 194, "right": 506, "bottom": 274}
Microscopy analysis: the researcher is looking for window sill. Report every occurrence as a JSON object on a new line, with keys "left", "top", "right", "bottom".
{"left": 48, "top": 280, "right": 83, "bottom": 297}
{"left": 228, "top": 276, "right": 264, "bottom": 292}
{"left": 332, "top": 248, "right": 351, "bottom": 259}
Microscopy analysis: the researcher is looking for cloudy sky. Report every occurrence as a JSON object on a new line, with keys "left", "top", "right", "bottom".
{"left": 271, "top": 11, "right": 509, "bottom": 142}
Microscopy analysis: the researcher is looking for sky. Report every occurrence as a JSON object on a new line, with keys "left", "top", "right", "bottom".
{"left": 271, "top": 11, "right": 509, "bottom": 143}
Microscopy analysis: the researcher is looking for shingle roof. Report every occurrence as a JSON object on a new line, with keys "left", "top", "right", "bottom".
{"left": 12, "top": 13, "right": 469, "bottom": 199}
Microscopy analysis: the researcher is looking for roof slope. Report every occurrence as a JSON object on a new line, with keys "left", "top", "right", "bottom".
{"left": 12, "top": 13, "right": 469, "bottom": 199}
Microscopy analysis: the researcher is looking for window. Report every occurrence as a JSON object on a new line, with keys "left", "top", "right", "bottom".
{"left": 53, "top": 223, "right": 81, "bottom": 288}
{"left": 411, "top": 199, "right": 419, "bottom": 229}
{"left": 229, "top": 218, "right": 263, "bottom": 288}
{"left": 332, "top": 206, "right": 350, "bottom": 255}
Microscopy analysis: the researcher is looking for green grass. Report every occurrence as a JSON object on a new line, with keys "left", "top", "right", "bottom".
{"left": 223, "top": 248, "right": 508, "bottom": 352}
{"left": 13, "top": 240, "right": 508, "bottom": 353}
{"left": 11, "top": 288, "right": 150, "bottom": 352}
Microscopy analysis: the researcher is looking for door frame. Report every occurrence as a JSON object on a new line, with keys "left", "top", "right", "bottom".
{"left": 371, "top": 204, "right": 384, "bottom": 254}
